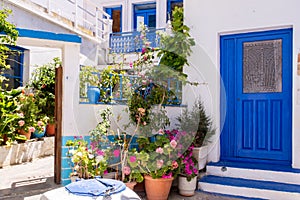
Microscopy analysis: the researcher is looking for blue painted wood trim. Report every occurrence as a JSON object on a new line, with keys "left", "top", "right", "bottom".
{"left": 220, "top": 28, "right": 293, "bottom": 164}
{"left": 201, "top": 175, "right": 300, "bottom": 193}
{"left": 16, "top": 28, "right": 81, "bottom": 43}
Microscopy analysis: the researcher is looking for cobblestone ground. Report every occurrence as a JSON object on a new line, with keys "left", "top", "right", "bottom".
{"left": 0, "top": 156, "right": 242, "bottom": 200}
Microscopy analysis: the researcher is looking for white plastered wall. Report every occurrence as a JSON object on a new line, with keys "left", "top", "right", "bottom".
{"left": 16, "top": 37, "right": 81, "bottom": 138}
{"left": 99, "top": 0, "right": 167, "bottom": 31}
{"left": 185, "top": 0, "right": 300, "bottom": 168}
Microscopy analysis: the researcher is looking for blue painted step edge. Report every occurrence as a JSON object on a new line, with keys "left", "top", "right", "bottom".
{"left": 200, "top": 175, "right": 300, "bottom": 194}
{"left": 208, "top": 161, "right": 300, "bottom": 173}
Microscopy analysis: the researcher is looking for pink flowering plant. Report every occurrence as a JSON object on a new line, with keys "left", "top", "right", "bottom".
{"left": 17, "top": 90, "right": 40, "bottom": 133}
{"left": 126, "top": 131, "right": 181, "bottom": 180}
{"left": 66, "top": 136, "right": 108, "bottom": 179}
{"left": 165, "top": 129, "right": 198, "bottom": 181}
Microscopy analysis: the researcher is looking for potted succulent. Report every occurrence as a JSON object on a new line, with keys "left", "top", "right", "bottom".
{"left": 176, "top": 99, "right": 215, "bottom": 170}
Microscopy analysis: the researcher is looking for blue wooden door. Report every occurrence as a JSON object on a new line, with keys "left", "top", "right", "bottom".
{"left": 221, "top": 29, "right": 292, "bottom": 165}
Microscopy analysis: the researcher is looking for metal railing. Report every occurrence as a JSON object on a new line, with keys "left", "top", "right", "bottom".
{"left": 25, "top": 0, "right": 112, "bottom": 42}
{"left": 109, "top": 28, "right": 165, "bottom": 53}
{"left": 80, "top": 72, "right": 182, "bottom": 105}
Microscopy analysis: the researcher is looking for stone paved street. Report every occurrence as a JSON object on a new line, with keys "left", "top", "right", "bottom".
{"left": 0, "top": 156, "right": 242, "bottom": 200}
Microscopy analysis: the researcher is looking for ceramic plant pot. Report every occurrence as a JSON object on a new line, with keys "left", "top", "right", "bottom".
{"left": 144, "top": 175, "right": 174, "bottom": 200}
{"left": 46, "top": 123, "right": 55, "bottom": 136}
{"left": 178, "top": 175, "right": 197, "bottom": 196}
{"left": 87, "top": 86, "right": 100, "bottom": 104}
{"left": 19, "top": 129, "right": 31, "bottom": 140}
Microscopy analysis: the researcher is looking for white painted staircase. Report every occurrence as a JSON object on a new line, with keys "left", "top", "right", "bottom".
{"left": 198, "top": 162, "right": 300, "bottom": 199}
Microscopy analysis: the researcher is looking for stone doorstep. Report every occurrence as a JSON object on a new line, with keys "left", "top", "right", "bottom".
{"left": 0, "top": 137, "right": 54, "bottom": 168}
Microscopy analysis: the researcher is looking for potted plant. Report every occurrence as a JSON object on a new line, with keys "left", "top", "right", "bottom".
{"left": 66, "top": 136, "right": 108, "bottom": 180}
{"left": 164, "top": 129, "right": 198, "bottom": 196}
{"left": 17, "top": 90, "right": 40, "bottom": 140}
{"left": 128, "top": 132, "right": 180, "bottom": 200}
{"left": 176, "top": 99, "right": 215, "bottom": 170}
{"left": 29, "top": 58, "right": 59, "bottom": 136}
{"left": 79, "top": 65, "right": 100, "bottom": 103}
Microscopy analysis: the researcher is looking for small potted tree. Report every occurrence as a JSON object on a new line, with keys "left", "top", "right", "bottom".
{"left": 176, "top": 99, "right": 214, "bottom": 170}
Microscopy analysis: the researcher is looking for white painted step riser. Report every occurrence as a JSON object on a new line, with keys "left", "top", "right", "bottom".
{"left": 207, "top": 166, "right": 300, "bottom": 185}
{"left": 199, "top": 182, "right": 300, "bottom": 200}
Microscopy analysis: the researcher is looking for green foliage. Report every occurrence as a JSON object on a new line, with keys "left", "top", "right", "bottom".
{"left": 157, "top": 6, "right": 195, "bottom": 73}
{"left": 17, "top": 91, "right": 41, "bottom": 133}
{"left": 79, "top": 66, "right": 100, "bottom": 98}
{"left": 0, "top": 88, "right": 21, "bottom": 145}
{"left": 176, "top": 99, "right": 214, "bottom": 147}
{"left": 0, "top": 8, "right": 18, "bottom": 83}
{"left": 66, "top": 136, "right": 108, "bottom": 178}
{"left": 128, "top": 134, "right": 180, "bottom": 179}
{"left": 99, "top": 66, "right": 120, "bottom": 103}
{"left": 29, "top": 58, "right": 59, "bottom": 123}
{"left": 89, "top": 107, "right": 113, "bottom": 146}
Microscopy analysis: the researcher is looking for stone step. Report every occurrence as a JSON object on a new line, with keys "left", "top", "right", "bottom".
{"left": 198, "top": 175, "right": 300, "bottom": 200}
{"left": 207, "top": 161, "right": 300, "bottom": 185}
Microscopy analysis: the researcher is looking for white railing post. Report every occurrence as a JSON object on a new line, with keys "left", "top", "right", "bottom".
{"left": 74, "top": 0, "right": 78, "bottom": 28}
{"left": 47, "top": 0, "right": 51, "bottom": 13}
{"left": 103, "top": 18, "right": 112, "bottom": 45}
{"left": 95, "top": 7, "right": 99, "bottom": 39}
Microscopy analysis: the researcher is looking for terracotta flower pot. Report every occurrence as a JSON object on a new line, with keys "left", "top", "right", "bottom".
{"left": 144, "top": 175, "right": 174, "bottom": 200}
{"left": 125, "top": 181, "right": 137, "bottom": 190}
{"left": 19, "top": 129, "right": 31, "bottom": 140}
{"left": 46, "top": 123, "right": 55, "bottom": 136}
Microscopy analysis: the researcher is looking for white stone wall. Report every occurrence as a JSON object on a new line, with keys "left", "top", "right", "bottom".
{"left": 185, "top": 0, "right": 300, "bottom": 168}
{"left": 0, "top": 137, "right": 54, "bottom": 168}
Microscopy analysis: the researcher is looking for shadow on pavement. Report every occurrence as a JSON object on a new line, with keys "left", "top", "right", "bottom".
{"left": 0, "top": 176, "right": 61, "bottom": 200}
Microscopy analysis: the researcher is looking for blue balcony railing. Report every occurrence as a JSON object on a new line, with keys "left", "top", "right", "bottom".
{"left": 109, "top": 28, "right": 165, "bottom": 53}
{"left": 80, "top": 73, "right": 182, "bottom": 105}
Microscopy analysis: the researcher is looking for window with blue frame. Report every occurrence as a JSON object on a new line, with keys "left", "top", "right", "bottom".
{"left": 1, "top": 46, "right": 24, "bottom": 90}
{"left": 167, "top": 0, "right": 183, "bottom": 20}
{"left": 134, "top": 3, "right": 156, "bottom": 30}
{"left": 105, "top": 6, "right": 122, "bottom": 33}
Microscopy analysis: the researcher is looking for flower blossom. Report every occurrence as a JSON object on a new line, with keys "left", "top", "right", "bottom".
{"left": 29, "top": 127, "right": 35, "bottom": 133}
{"left": 129, "top": 62, "right": 133, "bottom": 68}
{"left": 170, "top": 140, "right": 177, "bottom": 149}
{"left": 96, "top": 149, "right": 105, "bottom": 156}
{"left": 37, "top": 121, "right": 43, "bottom": 126}
{"left": 18, "top": 120, "right": 25, "bottom": 127}
{"left": 162, "top": 173, "right": 172, "bottom": 179}
{"left": 96, "top": 155, "right": 104, "bottom": 162}
{"left": 123, "top": 166, "right": 131, "bottom": 175}
{"left": 129, "top": 156, "right": 137, "bottom": 163}
{"left": 156, "top": 159, "right": 164, "bottom": 169}
{"left": 113, "top": 149, "right": 120, "bottom": 158}
{"left": 156, "top": 147, "right": 164, "bottom": 154}
{"left": 158, "top": 129, "right": 164, "bottom": 135}
{"left": 172, "top": 161, "right": 178, "bottom": 169}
